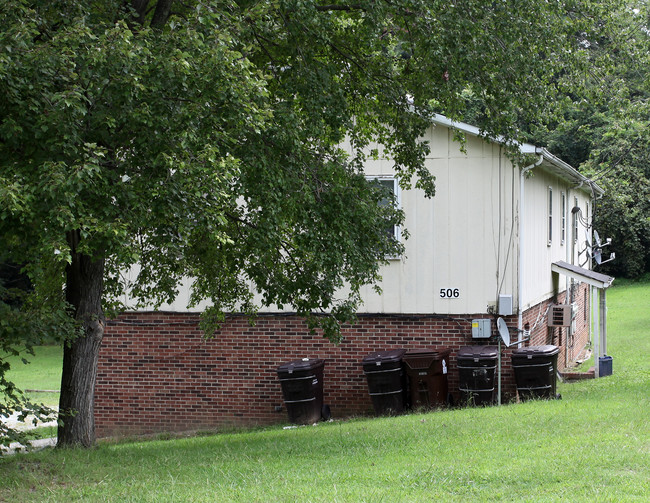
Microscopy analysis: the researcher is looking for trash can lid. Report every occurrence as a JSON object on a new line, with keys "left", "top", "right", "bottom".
{"left": 512, "top": 345, "right": 559, "bottom": 357}
{"left": 404, "top": 348, "right": 451, "bottom": 359}
{"left": 362, "top": 349, "right": 406, "bottom": 365}
{"left": 457, "top": 345, "right": 498, "bottom": 359}
{"left": 277, "top": 358, "right": 325, "bottom": 374}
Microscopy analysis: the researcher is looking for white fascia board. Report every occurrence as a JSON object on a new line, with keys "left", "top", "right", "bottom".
{"left": 431, "top": 114, "right": 483, "bottom": 137}
{"left": 431, "top": 114, "right": 538, "bottom": 153}
{"left": 539, "top": 148, "right": 604, "bottom": 196}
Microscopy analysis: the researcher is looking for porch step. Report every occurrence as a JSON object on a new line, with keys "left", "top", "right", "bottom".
{"left": 559, "top": 366, "right": 595, "bottom": 381}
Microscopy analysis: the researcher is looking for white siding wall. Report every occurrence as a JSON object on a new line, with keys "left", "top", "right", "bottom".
{"left": 520, "top": 169, "right": 592, "bottom": 311}
{"left": 357, "top": 125, "right": 519, "bottom": 314}
{"left": 125, "top": 122, "right": 593, "bottom": 316}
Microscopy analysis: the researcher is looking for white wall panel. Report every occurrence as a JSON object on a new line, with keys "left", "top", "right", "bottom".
{"left": 125, "top": 121, "right": 593, "bottom": 317}
{"left": 358, "top": 125, "right": 519, "bottom": 315}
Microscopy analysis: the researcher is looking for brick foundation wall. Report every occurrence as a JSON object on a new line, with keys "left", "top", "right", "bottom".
{"left": 95, "top": 288, "right": 591, "bottom": 438}
{"left": 522, "top": 282, "right": 591, "bottom": 370}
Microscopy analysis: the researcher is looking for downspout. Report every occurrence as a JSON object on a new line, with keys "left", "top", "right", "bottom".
{"left": 567, "top": 188, "right": 573, "bottom": 368}
{"left": 518, "top": 152, "right": 544, "bottom": 342}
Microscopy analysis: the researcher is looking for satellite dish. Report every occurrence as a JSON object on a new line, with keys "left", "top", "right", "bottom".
{"left": 497, "top": 317, "right": 510, "bottom": 347}
{"left": 584, "top": 230, "right": 592, "bottom": 248}
{"left": 594, "top": 248, "right": 602, "bottom": 265}
{"left": 594, "top": 230, "right": 602, "bottom": 247}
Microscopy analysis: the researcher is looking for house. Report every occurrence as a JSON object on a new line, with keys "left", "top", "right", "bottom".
{"left": 95, "top": 116, "right": 613, "bottom": 438}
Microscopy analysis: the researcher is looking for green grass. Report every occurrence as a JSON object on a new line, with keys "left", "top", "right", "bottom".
{"left": 21, "top": 426, "right": 58, "bottom": 441}
{"left": 2, "top": 345, "right": 62, "bottom": 408}
{"left": 1, "top": 281, "right": 648, "bottom": 502}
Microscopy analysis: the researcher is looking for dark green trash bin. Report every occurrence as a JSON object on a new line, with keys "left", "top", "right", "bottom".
{"left": 511, "top": 345, "right": 559, "bottom": 400}
{"left": 362, "top": 349, "right": 407, "bottom": 415}
{"left": 277, "top": 358, "right": 325, "bottom": 424}
{"left": 457, "top": 345, "right": 498, "bottom": 406}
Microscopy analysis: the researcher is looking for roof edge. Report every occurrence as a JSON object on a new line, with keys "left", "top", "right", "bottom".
{"left": 430, "top": 115, "right": 603, "bottom": 196}
{"left": 551, "top": 261, "right": 614, "bottom": 289}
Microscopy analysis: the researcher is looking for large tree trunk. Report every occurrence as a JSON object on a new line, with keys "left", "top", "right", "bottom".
{"left": 57, "top": 231, "right": 105, "bottom": 448}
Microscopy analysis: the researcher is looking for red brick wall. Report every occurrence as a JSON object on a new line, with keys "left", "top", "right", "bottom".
{"left": 522, "top": 282, "right": 591, "bottom": 370}
{"left": 95, "top": 289, "right": 591, "bottom": 438}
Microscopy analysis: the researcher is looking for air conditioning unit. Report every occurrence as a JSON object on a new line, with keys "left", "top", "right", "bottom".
{"left": 549, "top": 304, "right": 572, "bottom": 327}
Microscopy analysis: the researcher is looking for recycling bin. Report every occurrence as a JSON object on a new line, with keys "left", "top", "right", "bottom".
{"left": 598, "top": 355, "right": 613, "bottom": 377}
{"left": 511, "top": 345, "right": 559, "bottom": 400}
{"left": 457, "top": 345, "right": 498, "bottom": 406}
{"left": 362, "top": 349, "right": 407, "bottom": 415}
{"left": 403, "top": 348, "right": 451, "bottom": 409}
{"left": 277, "top": 358, "right": 325, "bottom": 424}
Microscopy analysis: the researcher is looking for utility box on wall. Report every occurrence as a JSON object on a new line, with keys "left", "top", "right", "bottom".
{"left": 472, "top": 319, "right": 492, "bottom": 339}
{"left": 498, "top": 295, "right": 513, "bottom": 316}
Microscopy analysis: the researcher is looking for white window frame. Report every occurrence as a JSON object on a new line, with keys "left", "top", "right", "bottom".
{"left": 367, "top": 175, "right": 401, "bottom": 244}
{"left": 560, "top": 191, "right": 566, "bottom": 245}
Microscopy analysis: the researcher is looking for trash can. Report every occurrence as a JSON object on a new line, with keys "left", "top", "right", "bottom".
{"left": 362, "top": 349, "right": 407, "bottom": 415}
{"left": 277, "top": 358, "right": 325, "bottom": 424}
{"left": 511, "top": 345, "right": 560, "bottom": 400}
{"left": 457, "top": 345, "right": 498, "bottom": 406}
{"left": 403, "top": 348, "right": 451, "bottom": 409}
{"left": 598, "top": 355, "right": 613, "bottom": 377}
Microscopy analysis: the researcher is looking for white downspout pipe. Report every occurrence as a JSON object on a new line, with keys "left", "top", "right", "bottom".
{"left": 518, "top": 153, "right": 544, "bottom": 341}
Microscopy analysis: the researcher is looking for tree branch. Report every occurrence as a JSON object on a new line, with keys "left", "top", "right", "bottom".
{"left": 130, "top": 0, "right": 150, "bottom": 26}
{"left": 315, "top": 4, "right": 364, "bottom": 12}
{"left": 151, "top": 0, "right": 173, "bottom": 28}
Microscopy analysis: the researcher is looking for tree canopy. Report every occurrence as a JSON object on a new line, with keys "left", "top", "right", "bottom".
{"left": 528, "top": 1, "right": 650, "bottom": 279}
{"left": 1, "top": 0, "right": 606, "bottom": 447}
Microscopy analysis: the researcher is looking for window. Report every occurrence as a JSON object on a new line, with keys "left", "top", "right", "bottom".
{"left": 560, "top": 192, "right": 566, "bottom": 244}
{"left": 368, "top": 176, "right": 401, "bottom": 242}
{"left": 548, "top": 186, "right": 553, "bottom": 245}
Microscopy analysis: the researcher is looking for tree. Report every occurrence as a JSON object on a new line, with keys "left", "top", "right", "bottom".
{"left": 1, "top": 0, "right": 597, "bottom": 447}
{"left": 525, "top": 1, "right": 650, "bottom": 278}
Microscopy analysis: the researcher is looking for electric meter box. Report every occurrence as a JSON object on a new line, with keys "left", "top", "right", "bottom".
{"left": 471, "top": 319, "right": 492, "bottom": 339}
{"left": 498, "top": 294, "right": 513, "bottom": 316}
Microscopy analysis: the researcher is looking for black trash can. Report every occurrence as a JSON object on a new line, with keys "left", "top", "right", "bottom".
{"left": 277, "top": 358, "right": 325, "bottom": 424}
{"left": 511, "top": 345, "right": 560, "bottom": 400}
{"left": 457, "top": 345, "right": 498, "bottom": 406}
{"left": 362, "top": 349, "right": 407, "bottom": 415}
{"left": 403, "top": 348, "right": 451, "bottom": 409}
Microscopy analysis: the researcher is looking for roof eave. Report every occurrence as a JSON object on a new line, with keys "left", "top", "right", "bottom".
{"left": 539, "top": 148, "right": 605, "bottom": 196}
{"left": 430, "top": 115, "right": 604, "bottom": 196}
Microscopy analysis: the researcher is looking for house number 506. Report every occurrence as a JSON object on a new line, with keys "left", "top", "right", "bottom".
{"left": 440, "top": 288, "right": 460, "bottom": 298}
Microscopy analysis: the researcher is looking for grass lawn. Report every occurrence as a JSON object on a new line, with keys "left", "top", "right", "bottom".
{"left": 2, "top": 345, "right": 62, "bottom": 408}
{"left": 0, "top": 280, "right": 648, "bottom": 502}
